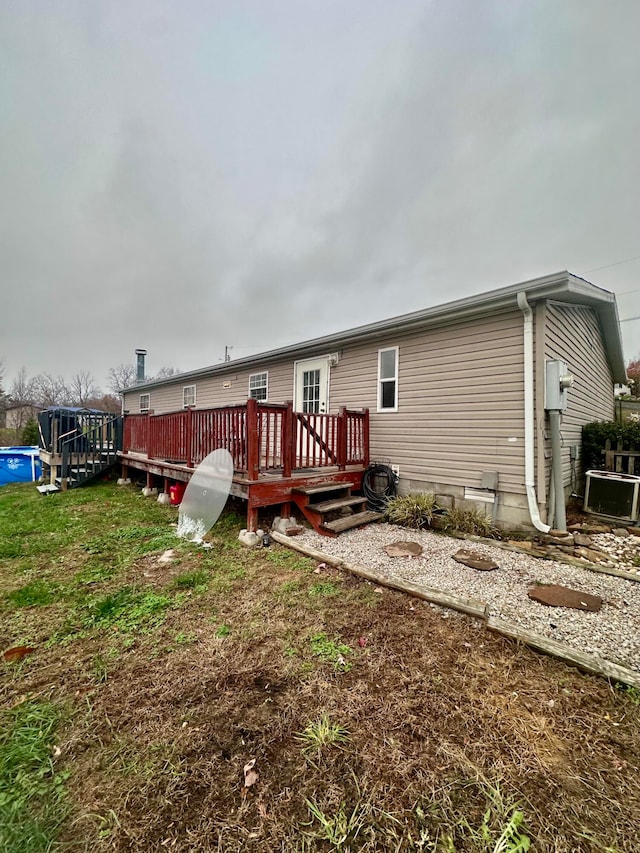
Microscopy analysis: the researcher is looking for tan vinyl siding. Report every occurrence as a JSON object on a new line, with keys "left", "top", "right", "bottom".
{"left": 329, "top": 308, "right": 526, "bottom": 494}
{"left": 123, "top": 309, "right": 527, "bottom": 495}
{"left": 543, "top": 303, "right": 614, "bottom": 493}
{"left": 124, "top": 362, "right": 295, "bottom": 414}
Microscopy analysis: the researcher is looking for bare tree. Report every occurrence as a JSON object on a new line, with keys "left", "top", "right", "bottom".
{"left": 0, "top": 361, "right": 6, "bottom": 417}
{"left": 9, "top": 367, "right": 37, "bottom": 405}
{"left": 153, "top": 366, "right": 181, "bottom": 380}
{"left": 108, "top": 363, "right": 137, "bottom": 394}
{"left": 32, "top": 373, "right": 72, "bottom": 408}
{"left": 84, "top": 392, "right": 121, "bottom": 413}
{"left": 69, "top": 371, "right": 100, "bottom": 406}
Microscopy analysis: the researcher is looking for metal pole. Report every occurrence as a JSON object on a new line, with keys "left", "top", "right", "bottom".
{"left": 549, "top": 409, "right": 566, "bottom": 531}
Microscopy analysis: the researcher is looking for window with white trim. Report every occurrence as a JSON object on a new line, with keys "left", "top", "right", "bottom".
{"left": 183, "top": 385, "right": 196, "bottom": 408}
{"left": 139, "top": 394, "right": 150, "bottom": 413}
{"left": 377, "top": 347, "right": 398, "bottom": 411}
{"left": 249, "top": 372, "right": 268, "bottom": 401}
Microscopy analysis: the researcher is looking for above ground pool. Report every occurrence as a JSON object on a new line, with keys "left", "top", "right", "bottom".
{"left": 0, "top": 446, "right": 42, "bottom": 486}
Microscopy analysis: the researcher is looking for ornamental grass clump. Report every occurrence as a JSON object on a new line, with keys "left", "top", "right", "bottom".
{"left": 442, "top": 507, "right": 502, "bottom": 539}
{"left": 385, "top": 493, "right": 440, "bottom": 529}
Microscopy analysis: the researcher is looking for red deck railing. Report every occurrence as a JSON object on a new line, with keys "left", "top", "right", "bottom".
{"left": 122, "top": 400, "right": 369, "bottom": 477}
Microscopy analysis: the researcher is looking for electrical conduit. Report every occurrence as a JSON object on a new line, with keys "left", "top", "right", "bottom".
{"left": 517, "top": 292, "right": 551, "bottom": 533}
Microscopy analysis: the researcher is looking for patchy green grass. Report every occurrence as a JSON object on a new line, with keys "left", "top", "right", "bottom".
{"left": 84, "top": 587, "right": 173, "bottom": 633}
{"left": 0, "top": 701, "right": 70, "bottom": 853}
{"left": 6, "top": 579, "right": 61, "bottom": 608}
{"left": 308, "top": 580, "right": 341, "bottom": 598}
{"left": 310, "top": 632, "right": 353, "bottom": 671}
{"left": 264, "top": 548, "right": 314, "bottom": 571}
{"left": 1, "top": 481, "right": 639, "bottom": 852}
{"left": 172, "top": 570, "right": 209, "bottom": 591}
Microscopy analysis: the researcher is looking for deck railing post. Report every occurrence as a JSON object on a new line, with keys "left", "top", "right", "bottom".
{"left": 147, "top": 411, "right": 154, "bottom": 459}
{"left": 283, "top": 400, "right": 294, "bottom": 478}
{"left": 337, "top": 407, "right": 347, "bottom": 470}
{"left": 362, "top": 408, "right": 370, "bottom": 468}
{"left": 246, "top": 397, "right": 260, "bottom": 481}
{"left": 186, "top": 406, "right": 194, "bottom": 468}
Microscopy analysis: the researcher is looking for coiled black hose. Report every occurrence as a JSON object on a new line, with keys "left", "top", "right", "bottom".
{"left": 362, "top": 463, "right": 397, "bottom": 512}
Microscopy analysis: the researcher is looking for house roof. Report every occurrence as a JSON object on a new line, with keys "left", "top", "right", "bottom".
{"left": 126, "top": 271, "right": 627, "bottom": 392}
{"left": 3, "top": 402, "right": 40, "bottom": 412}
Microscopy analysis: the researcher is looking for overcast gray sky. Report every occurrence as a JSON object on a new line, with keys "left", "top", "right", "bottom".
{"left": 1, "top": 0, "right": 639, "bottom": 390}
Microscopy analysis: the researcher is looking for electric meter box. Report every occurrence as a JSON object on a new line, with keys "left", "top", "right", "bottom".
{"left": 545, "top": 359, "right": 573, "bottom": 411}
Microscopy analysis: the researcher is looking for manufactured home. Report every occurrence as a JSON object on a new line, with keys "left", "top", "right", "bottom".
{"left": 119, "top": 272, "right": 626, "bottom": 533}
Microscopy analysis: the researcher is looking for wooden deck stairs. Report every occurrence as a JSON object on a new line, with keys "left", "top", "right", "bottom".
{"left": 291, "top": 483, "right": 383, "bottom": 537}
{"left": 56, "top": 449, "right": 118, "bottom": 489}
{"left": 39, "top": 414, "right": 123, "bottom": 491}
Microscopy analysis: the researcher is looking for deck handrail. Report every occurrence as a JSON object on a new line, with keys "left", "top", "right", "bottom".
{"left": 122, "top": 402, "right": 369, "bottom": 475}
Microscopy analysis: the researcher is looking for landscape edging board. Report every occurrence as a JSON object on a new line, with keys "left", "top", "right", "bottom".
{"left": 270, "top": 531, "right": 640, "bottom": 690}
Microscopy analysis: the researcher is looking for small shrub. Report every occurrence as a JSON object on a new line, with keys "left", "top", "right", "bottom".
{"left": 442, "top": 507, "right": 501, "bottom": 539}
{"left": 385, "top": 493, "right": 439, "bottom": 529}
{"left": 582, "top": 420, "right": 640, "bottom": 472}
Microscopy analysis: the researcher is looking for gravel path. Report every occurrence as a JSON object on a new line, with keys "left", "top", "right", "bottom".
{"left": 301, "top": 524, "right": 640, "bottom": 673}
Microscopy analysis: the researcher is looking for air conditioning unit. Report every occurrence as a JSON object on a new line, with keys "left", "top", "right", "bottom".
{"left": 584, "top": 470, "right": 640, "bottom": 522}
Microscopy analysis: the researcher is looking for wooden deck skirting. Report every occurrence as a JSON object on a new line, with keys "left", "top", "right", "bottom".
{"left": 119, "top": 400, "right": 370, "bottom": 530}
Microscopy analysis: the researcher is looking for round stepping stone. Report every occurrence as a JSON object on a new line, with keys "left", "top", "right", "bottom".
{"left": 452, "top": 549, "right": 499, "bottom": 571}
{"left": 528, "top": 584, "right": 602, "bottom": 611}
{"left": 383, "top": 541, "right": 424, "bottom": 558}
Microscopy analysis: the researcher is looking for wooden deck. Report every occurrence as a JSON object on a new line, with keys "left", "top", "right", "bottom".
{"left": 119, "top": 400, "right": 370, "bottom": 532}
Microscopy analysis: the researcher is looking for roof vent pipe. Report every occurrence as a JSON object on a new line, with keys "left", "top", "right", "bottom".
{"left": 135, "top": 349, "right": 147, "bottom": 384}
{"left": 516, "top": 292, "right": 551, "bottom": 533}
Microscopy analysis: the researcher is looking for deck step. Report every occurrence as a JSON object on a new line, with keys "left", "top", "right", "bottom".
{"left": 321, "top": 510, "right": 384, "bottom": 534}
{"left": 37, "top": 483, "right": 60, "bottom": 494}
{"left": 292, "top": 484, "right": 351, "bottom": 497}
{"left": 306, "top": 496, "right": 367, "bottom": 514}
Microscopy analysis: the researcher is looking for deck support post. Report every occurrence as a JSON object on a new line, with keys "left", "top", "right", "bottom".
{"left": 247, "top": 504, "right": 259, "bottom": 533}
{"left": 164, "top": 477, "right": 170, "bottom": 495}
{"left": 50, "top": 420, "right": 59, "bottom": 485}
{"left": 280, "top": 502, "right": 292, "bottom": 519}
{"left": 121, "top": 462, "right": 128, "bottom": 480}
{"left": 146, "top": 471, "right": 153, "bottom": 489}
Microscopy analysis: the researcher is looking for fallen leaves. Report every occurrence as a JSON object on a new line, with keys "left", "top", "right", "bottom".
{"left": 3, "top": 646, "right": 36, "bottom": 663}
{"left": 243, "top": 758, "right": 258, "bottom": 788}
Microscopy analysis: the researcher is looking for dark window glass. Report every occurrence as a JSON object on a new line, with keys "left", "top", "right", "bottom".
{"left": 381, "top": 381, "right": 396, "bottom": 409}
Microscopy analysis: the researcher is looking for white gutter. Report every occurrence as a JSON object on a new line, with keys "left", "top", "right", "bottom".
{"left": 517, "top": 291, "right": 550, "bottom": 533}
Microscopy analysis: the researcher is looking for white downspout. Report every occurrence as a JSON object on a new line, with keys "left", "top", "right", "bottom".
{"left": 517, "top": 291, "right": 550, "bottom": 533}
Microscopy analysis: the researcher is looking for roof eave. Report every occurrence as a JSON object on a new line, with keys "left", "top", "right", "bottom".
{"left": 124, "top": 271, "right": 627, "bottom": 391}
